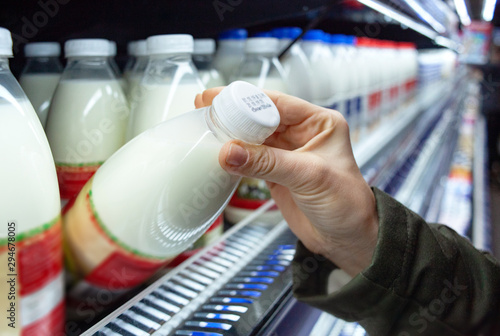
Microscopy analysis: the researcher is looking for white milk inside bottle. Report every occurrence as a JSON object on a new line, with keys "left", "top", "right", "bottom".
{"left": 63, "top": 81, "right": 280, "bottom": 309}
{"left": 193, "top": 38, "right": 225, "bottom": 88}
{"left": 19, "top": 42, "right": 62, "bottom": 128}
{"left": 301, "top": 30, "right": 335, "bottom": 107}
{"left": 357, "top": 37, "right": 381, "bottom": 131}
{"left": 213, "top": 28, "right": 247, "bottom": 83}
{"left": 272, "top": 27, "right": 314, "bottom": 101}
{"left": 45, "top": 38, "right": 129, "bottom": 203}
{"left": 108, "top": 40, "right": 127, "bottom": 92}
{"left": 0, "top": 27, "right": 64, "bottom": 336}
{"left": 343, "top": 35, "right": 363, "bottom": 141}
{"left": 328, "top": 34, "right": 350, "bottom": 115}
{"left": 127, "top": 34, "right": 205, "bottom": 139}
{"left": 227, "top": 37, "right": 287, "bottom": 225}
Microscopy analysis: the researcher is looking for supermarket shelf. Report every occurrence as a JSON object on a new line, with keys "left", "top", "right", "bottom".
{"left": 394, "top": 89, "right": 463, "bottom": 212}
{"left": 353, "top": 79, "right": 452, "bottom": 170}
{"left": 472, "top": 115, "right": 492, "bottom": 251}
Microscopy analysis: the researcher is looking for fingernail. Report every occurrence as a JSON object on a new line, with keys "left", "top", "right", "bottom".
{"left": 226, "top": 144, "right": 248, "bottom": 167}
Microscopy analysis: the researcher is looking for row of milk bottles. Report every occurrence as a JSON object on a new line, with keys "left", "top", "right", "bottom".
{"left": 0, "top": 24, "right": 282, "bottom": 331}
{"left": 212, "top": 29, "right": 419, "bottom": 137}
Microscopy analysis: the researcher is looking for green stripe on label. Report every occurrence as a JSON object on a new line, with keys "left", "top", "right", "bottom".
{"left": 55, "top": 161, "right": 104, "bottom": 168}
{"left": 0, "top": 215, "right": 60, "bottom": 247}
{"left": 87, "top": 189, "right": 167, "bottom": 261}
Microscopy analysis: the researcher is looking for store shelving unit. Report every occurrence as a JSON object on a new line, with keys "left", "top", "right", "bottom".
{"left": 0, "top": 1, "right": 481, "bottom": 335}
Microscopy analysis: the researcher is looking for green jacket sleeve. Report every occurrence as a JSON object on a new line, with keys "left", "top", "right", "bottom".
{"left": 292, "top": 187, "right": 500, "bottom": 336}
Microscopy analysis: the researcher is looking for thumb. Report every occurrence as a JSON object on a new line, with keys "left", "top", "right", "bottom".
{"left": 219, "top": 140, "right": 316, "bottom": 190}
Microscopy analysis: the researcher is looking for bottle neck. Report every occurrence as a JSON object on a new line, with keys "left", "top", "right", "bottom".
{"left": 62, "top": 56, "right": 115, "bottom": 80}
{"left": 23, "top": 56, "right": 63, "bottom": 74}
{"left": 0, "top": 57, "right": 10, "bottom": 72}
{"left": 245, "top": 52, "right": 276, "bottom": 59}
{"left": 149, "top": 53, "right": 192, "bottom": 61}
{"left": 205, "top": 105, "right": 238, "bottom": 143}
{"left": 218, "top": 40, "right": 246, "bottom": 51}
{"left": 192, "top": 53, "right": 214, "bottom": 70}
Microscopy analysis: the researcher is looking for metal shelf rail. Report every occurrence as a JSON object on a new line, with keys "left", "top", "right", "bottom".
{"left": 472, "top": 114, "right": 492, "bottom": 251}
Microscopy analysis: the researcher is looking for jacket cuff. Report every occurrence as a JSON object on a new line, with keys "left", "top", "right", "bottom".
{"left": 292, "top": 187, "right": 418, "bottom": 323}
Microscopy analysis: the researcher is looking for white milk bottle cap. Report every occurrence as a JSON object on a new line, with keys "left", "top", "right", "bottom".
{"left": 213, "top": 81, "right": 280, "bottom": 144}
{"left": 135, "top": 40, "right": 148, "bottom": 56}
{"left": 245, "top": 37, "right": 279, "bottom": 54}
{"left": 147, "top": 34, "right": 194, "bottom": 55}
{"left": 25, "top": 42, "right": 61, "bottom": 57}
{"left": 64, "top": 39, "right": 110, "bottom": 58}
{"left": 109, "top": 41, "right": 117, "bottom": 56}
{"left": 193, "top": 38, "right": 216, "bottom": 55}
{"left": 0, "top": 27, "right": 13, "bottom": 57}
{"left": 127, "top": 41, "right": 137, "bottom": 56}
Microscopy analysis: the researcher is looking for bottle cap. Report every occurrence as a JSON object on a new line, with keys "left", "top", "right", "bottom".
{"left": 109, "top": 41, "right": 117, "bottom": 56}
{"left": 272, "top": 27, "right": 302, "bottom": 39}
{"left": 329, "top": 34, "right": 346, "bottom": 45}
{"left": 65, "top": 39, "right": 110, "bottom": 58}
{"left": 302, "top": 29, "right": 326, "bottom": 42}
{"left": 253, "top": 32, "right": 273, "bottom": 37}
{"left": 193, "top": 38, "right": 216, "bottom": 55}
{"left": 147, "top": 34, "right": 194, "bottom": 55}
{"left": 245, "top": 37, "right": 279, "bottom": 54}
{"left": 219, "top": 29, "right": 248, "bottom": 40}
{"left": 127, "top": 41, "right": 137, "bottom": 56}
{"left": 213, "top": 81, "right": 280, "bottom": 144}
{"left": 24, "top": 42, "right": 61, "bottom": 57}
{"left": 135, "top": 40, "right": 148, "bottom": 56}
{"left": 356, "top": 37, "right": 374, "bottom": 47}
{"left": 344, "top": 35, "right": 356, "bottom": 45}
{"left": 0, "top": 27, "right": 13, "bottom": 57}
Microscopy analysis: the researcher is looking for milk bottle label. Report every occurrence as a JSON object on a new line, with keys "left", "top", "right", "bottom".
{"left": 0, "top": 216, "right": 64, "bottom": 336}
{"left": 56, "top": 162, "right": 102, "bottom": 200}
{"left": 229, "top": 177, "right": 278, "bottom": 210}
{"left": 63, "top": 180, "right": 172, "bottom": 310}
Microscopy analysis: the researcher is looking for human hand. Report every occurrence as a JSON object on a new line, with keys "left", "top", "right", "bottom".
{"left": 195, "top": 89, "right": 379, "bottom": 277}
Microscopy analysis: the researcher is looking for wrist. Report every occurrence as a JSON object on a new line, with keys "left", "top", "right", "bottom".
{"left": 321, "top": 187, "right": 379, "bottom": 277}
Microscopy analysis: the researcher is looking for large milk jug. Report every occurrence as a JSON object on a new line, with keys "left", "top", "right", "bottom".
{"left": 272, "top": 27, "right": 314, "bottom": 102}
{"left": 227, "top": 37, "right": 287, "bottom": 225}
{"left": 63, "top": 81, "right": 280, "bottom": 309}
{"left": 0, "top": 27, "right": 64, "bottom": 336}
{"left": 213, "top": 29, "right": 247, "bottom": 83}
{"left": 19, "top": 42, "right": 62, "bottom": 128}
{"left": 127, "top": 34, "right": 205, "bottom": 139}
{"left": 45, "top": 38, "right": 129, "bottom": 203}
{"left": 193, "top": 38, "right": 225, "bottom": 88}
{"left": 301, "top": 30, "right": 335, "bottom": 107}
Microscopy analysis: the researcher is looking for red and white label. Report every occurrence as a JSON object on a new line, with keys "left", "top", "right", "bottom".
{"left": 0, "top": 218, "right": 64, "bottom": 336}
{"left": 56, "top": 164, "right": 100, "bottom": 200}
